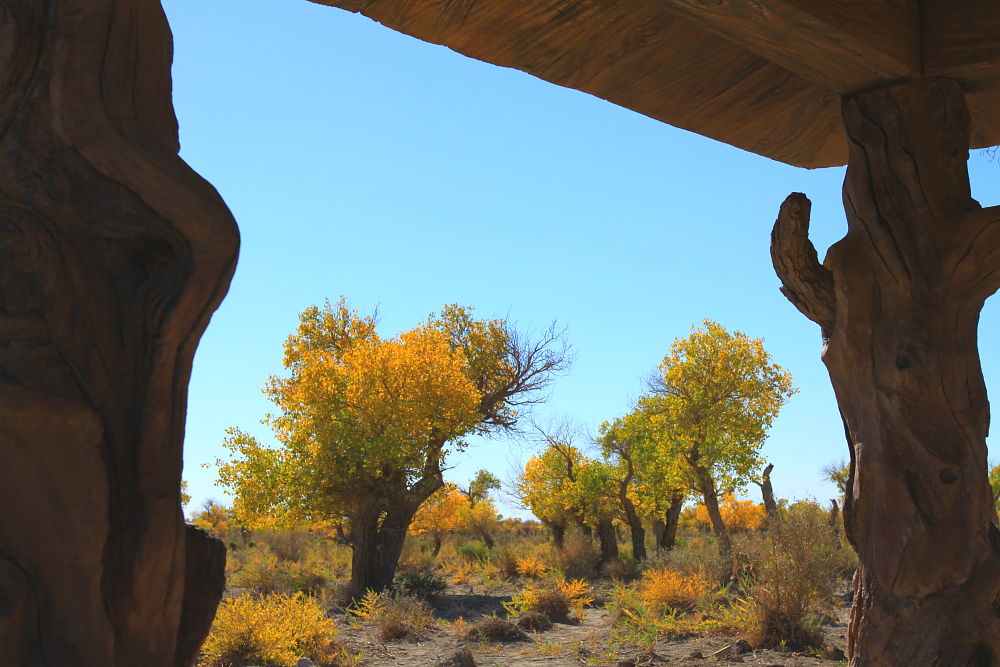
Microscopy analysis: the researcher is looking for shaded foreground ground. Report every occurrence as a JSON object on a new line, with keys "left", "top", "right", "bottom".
{"left": 331, "top": 582, "right": 850, "bottom": 666}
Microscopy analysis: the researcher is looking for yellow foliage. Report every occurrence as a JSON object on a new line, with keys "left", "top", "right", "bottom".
{"left": 504, "top": 578, "right": 593, "bottom": 621}
{"left": 686, "top": 494, "right": 766, "bottom": 531}
{"left": 198, "top": 593, "right": 340, "bottom": 667}
{"left": 409, "top": 483, "right": 469, "bottom": 537}
{"left": 639, "top": 568, "right": 713, "bottom": 613}
{"left": 515, "top": 554, "right": 548, "bottom": 578}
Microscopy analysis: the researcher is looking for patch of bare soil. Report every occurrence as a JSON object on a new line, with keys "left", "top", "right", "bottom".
{"left": 334, "top": 585, "right": 850, "bottom": 667}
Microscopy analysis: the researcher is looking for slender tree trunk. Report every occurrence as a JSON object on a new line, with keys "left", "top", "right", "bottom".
{"left": 656, "top": 491, "right": 685, "bottom": 550}
{"left": 772, "top": 79, "right": 1000, "bottom": 664}
{"left": 431, "top": 534, "right": 442, "bottom": 559}
{"left": 0, "top": 2, "right": 237, "bottom": 664}
{"left": 596, "top": 517, "right": 619, "bottom": 564}
{"left": 829, "top": 499, "right": 841, "bottom": 546}
{"left": 694, "top": 466, "right": 733, "bottom": 584}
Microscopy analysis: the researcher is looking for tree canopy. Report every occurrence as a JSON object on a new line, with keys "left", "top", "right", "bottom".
{"left": 217, "top": 299, "right": 568, "bottom": 593}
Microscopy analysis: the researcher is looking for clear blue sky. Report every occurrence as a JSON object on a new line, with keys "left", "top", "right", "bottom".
{"left": 164, "top": 0, "right": 1000, "bottom": 519}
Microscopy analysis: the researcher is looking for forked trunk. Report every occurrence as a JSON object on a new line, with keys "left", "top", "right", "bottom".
{"left": 772, "top": 79, "right": 1000, "bottom": 664}
{"left": 619, "top": 481, "right": 647, "bottom": 561}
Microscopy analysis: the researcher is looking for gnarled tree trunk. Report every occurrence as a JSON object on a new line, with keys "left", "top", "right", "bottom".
{"left": 772, "top": 78, "right": 1000, "bottom": 665}
{"left": 0, "top": 1, "right": 238, "bottom": 665}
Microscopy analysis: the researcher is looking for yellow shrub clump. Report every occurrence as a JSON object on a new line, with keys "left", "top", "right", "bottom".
{"left": 640, "top": 568, "right": 712, "bottom": 613}
{"left": 515, "top": 554, "right": 548, "bottom": 578}
{"left": 199, "top": 593, "right": 340, "bottom": 667}
{"left": 504, "top": 578, "right": 593, "bottom": 621}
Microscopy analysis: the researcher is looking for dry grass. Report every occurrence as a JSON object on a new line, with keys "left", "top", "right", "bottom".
{"left": 738, "top": 506, "right": 843, "bottom": 649}
{"left": 466, "top": 615, "right": 529, "bottom": 642}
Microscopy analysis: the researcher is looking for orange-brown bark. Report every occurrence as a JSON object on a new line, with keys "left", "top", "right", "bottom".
{"left": 773, "top": 79, "right": 1000, "bottom": 665}
{"left": 0, "top": 1, "right": 237, "bottom": 663}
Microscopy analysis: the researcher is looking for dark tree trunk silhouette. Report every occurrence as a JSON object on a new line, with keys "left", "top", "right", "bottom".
{"left": 0, "top": 2, "right": 237, "bottom": 663}
{"left": 654, "top": 491, "right": 685, "bottom": 550}
{"left": 772, "top": 79, "right": 1000, "bottom": 664}
{"left": 349, "top": 499, "right": 421, "bottom": 596}
{"left": 596, "top": 517, "right": 619, "bottom": 564}
{"left": 757, "top": 463, "right": 778, "bottom": 520}
{"left": 545, "top": 519, "right": 567, "bottom": 550}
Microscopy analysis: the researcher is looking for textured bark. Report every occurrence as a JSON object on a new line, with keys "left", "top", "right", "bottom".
{"left": 772, "top": 78, "right": 1000, "bottom": 665}
{"left": 0, "top": 1, "right": 237, "bottom": 665}
{"left": 757, "top": 463, "right": 778, "bottom": 519}
{"left": 349, "top": 501, "right": 419, "bottom": 596}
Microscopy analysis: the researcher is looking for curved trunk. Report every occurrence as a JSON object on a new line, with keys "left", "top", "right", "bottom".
{"left": 596, "top": 517, "right": 619, "bottom": 564}
{"left": 620, "top": 491, "right": 646, "bottom": 561}
{"left": 694, "top": 466, "right": 733, "bottom": 583}
{"left": 0, "top": 2, "right": 237, "bottom": 664}
{"left": 655, "top": 491, "right": 685, "bottom": 551}
{"left": 772, "top": 79, "right": 1000, "bottom": 664}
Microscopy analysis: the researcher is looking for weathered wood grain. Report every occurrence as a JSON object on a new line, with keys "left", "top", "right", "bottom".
{"left": 655, "top": 0, "right": 919, "bottom": 92}
{"left": 0, "top": 1, "right": 236, "bottom": 663}
{"left": 311, "top": 0, "right": 1000, "bottom": 167}
{"left": 774, "top": 78, "right": 1000, "bottom": 665}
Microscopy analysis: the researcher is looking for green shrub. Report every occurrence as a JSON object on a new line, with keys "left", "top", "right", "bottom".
{"left": 457, "top": 541, "right": 490, "bottom": 563}
{"left": 393, "top": 569, "right": 447, "bottom": 598}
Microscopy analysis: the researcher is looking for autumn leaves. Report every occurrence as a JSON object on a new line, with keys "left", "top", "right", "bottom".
{"left": 217, "top": 299, "right": 792, "bottom": 595}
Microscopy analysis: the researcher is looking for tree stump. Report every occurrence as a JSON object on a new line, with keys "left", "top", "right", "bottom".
{"left": 772, "top": 78, "right": 1000, "bottom": 665}
{"left": 0, "top": 1, "right": 237, "bottom": 664}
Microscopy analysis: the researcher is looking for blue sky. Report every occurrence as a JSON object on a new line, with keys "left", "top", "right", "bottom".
{"left": 164, "top": 0, "right": 1000, "bottom": 518}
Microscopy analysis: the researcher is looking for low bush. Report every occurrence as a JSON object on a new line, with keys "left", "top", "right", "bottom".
{"left": 639, "top": 568, "right": 713, "bottom": 613}
{"left": 457, "top": 541, "right": 491, "bottom": 564}
{"left": 515, "top": 554, "right": 549, "bottom": 579}
{"left": 553, "top": 535, "right": 600, "bottom": 580}
{"left": 739, "top": 508, "right": 841, "bottom": 649}
{"left": 228, "top": 548, "right": 330, "bottom": 596}
{"left": 504, "top": 578, "right": 593, "bottom": 622}
{"left": 515, "top": 610, "right": 554, "bottom": 632}
{"left": 350, "top": 589, "right": 434, "bottom": 641}
{"left": 467, "top": 615, "right": 529, "bottom": 642}
{"left": 393, "top": 569, "right": 447, "bottom": 598}
{"left": 198, "top": 593, "right": 342, "bottom": 667}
